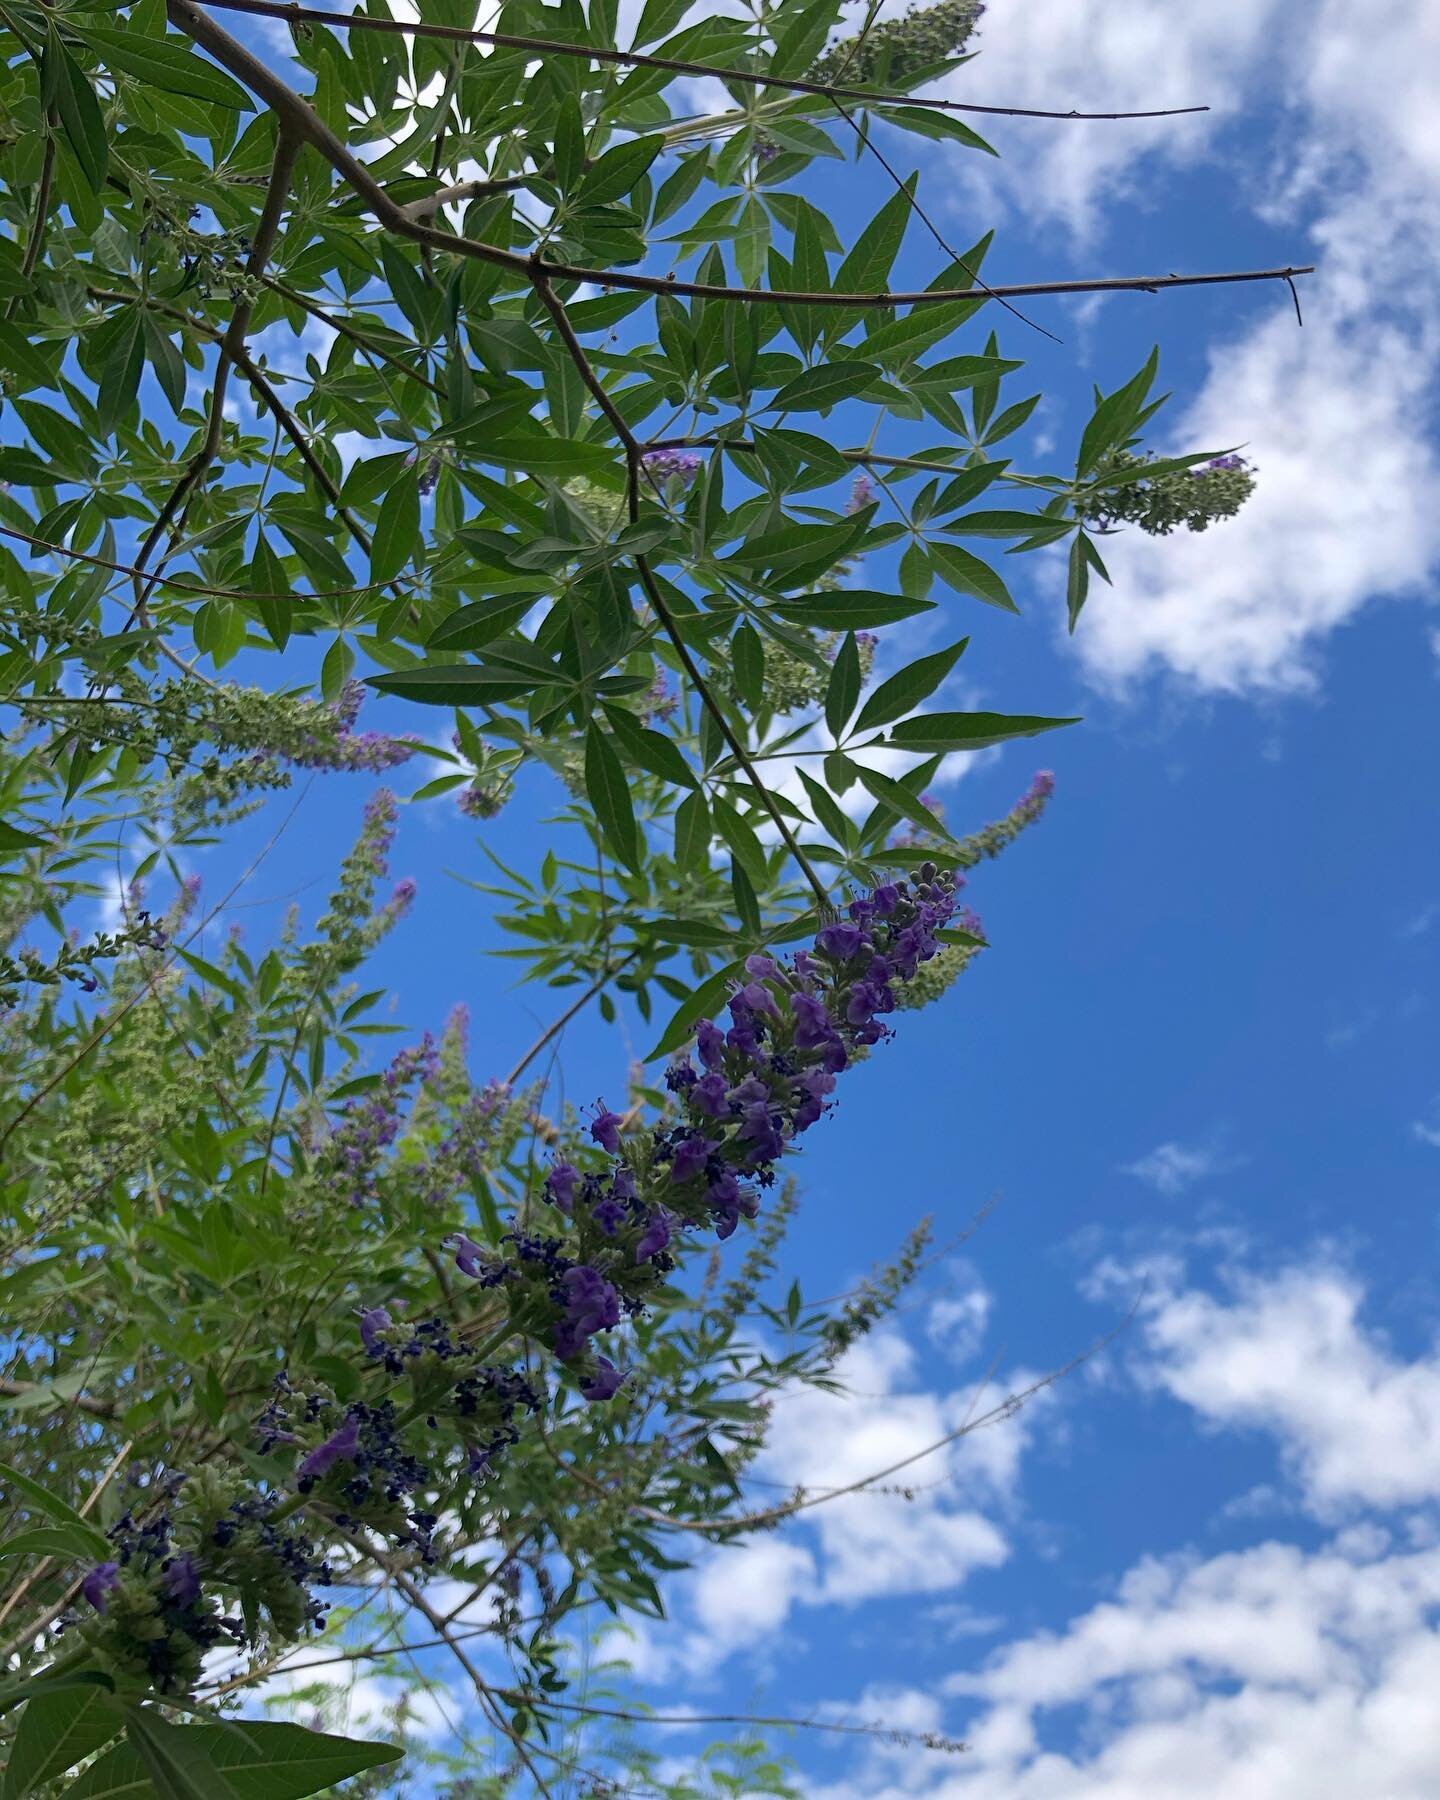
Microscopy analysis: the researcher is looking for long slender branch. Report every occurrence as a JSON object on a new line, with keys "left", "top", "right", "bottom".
{"left": 504, "top": 950, "right": 642, "bottom": 1086}
{"left": 4, "top": 111, "right": 56, "bottom": 321}
{"left": 167, "top": 2, "right": 1312, "bottom": 319}
{"left": 190, "top": 0, "right": 1208, "bottom": 123}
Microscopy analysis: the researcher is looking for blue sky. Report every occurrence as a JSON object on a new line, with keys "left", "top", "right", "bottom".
{"left": 92, "top": 0, "right": 1440, "bottom": 1789}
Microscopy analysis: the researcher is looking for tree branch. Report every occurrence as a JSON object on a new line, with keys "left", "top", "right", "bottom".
{"left": 190, "top": 0, "right": 1209, "bottom": 124}
{"left": 166, "top": 3, "right": 1312, "bottom": 319}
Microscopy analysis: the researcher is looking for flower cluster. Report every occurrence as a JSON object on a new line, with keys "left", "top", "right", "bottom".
{"left": 809, "top": 0, "right": 982, "bottom": 86}
{"left": 1079, "top": 451, "right": 1256, "bottom": 537}
{"left": 443, "top": 864, "right": 964, "bottom": 1397}
{"left": 640, "top": 447, "right": 702, "bottom": 487}
{"left": 73, "top": 1467, "right": 332, "bottom": 1694}
{"left": 283, "top": 682, "right": 423, "bottom": 773}
{"left": 316, "top": 1035, "right": 440, "bottom": 1207}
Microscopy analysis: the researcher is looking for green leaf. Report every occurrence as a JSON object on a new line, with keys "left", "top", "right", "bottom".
{"left": 886, "top": 711, "right": 1080, "bottom": 752}
{"left": 731, "top": 623, "right": 765, "bottom": 710}
{"left": 74, "top": 25, "right": 254, "bottom": 109}
{"left": 6, "top": 1682, "right": 123, "bottom": 1795}
{"left": 578, "top": 134, "right": 663, "bottom": 205}
{"left": 674, "top": 789, "right": 711, "bottom": 872}
{"left": 96, "top": 313, "right": 144, "bottom": 438}
{"left": 1076, "top": 347, "right": 1160, "bottom": 476}
{"left": 476, "top": 437, "right": 617, "bottom": 477}
{"left": 365, "top": 667, "right": 538, "bottom": 706}
{"left": 796, "top": 768, "right": 855, "bottom": 848}
{"left": 765, "top": 362, "right": 878, "bottom": 414}
{"left": 426, "top": 596, "right": 539, "bottom": 652}
{"left": 45, "top": 30, "right": 108, "bottom": 193}
{"left": 0, "top": 321, "right": 55, "bottom": 390}
{"left": 0, "top": 1524, "right": 108, "bottom": 1561}
{"left": 0, "top": 1672, "right": 114, "bottom": 1725}
{"left": 929, "top": 540, "right": 1019, "bottom": 613}
{"left": 123, "top": 1709, "right": 229, "bottom": 1800}
{"left": 775, "top": 591, "right": 935, "bottom": 630}
{"left": 853, "top": 766, "right": 952, "bottom": 841}
{"left": 854, "top": 638, "right": 969, "bottom": 734}
{"left": 711, "top": 793, "right": 768, "bottom": 888}
{"left": 0, "top": 820, "right": 48, "bottom": 852}
{"left": 371, "top": 469, "right": 420, "bottom": 584}
{"left": 585, "top": 724, "right": 642, "bottom": 872}
{"left": 0, "top": 1460, "right": 111, "bottom": 1553}
{"left": 601, "top": 703, "right": 698, "bottom": 790}
{"left": 247, "top": 529, "right": 292, "bottom": 651}
{"left": 946, "top": 510, "right": 1069, "bottom": 539}
{"left": 824, "top": 632, "right": 862, "bottom": 741}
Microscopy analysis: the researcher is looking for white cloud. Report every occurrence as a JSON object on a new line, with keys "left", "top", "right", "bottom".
{"left": 810, "top": 1535, "right": 1440, "bottom": 1800}
{"left": 1121, "top": 1142, "right": 1223, "bottom": 1197}
{"left": 924, "top": 1, "right": 1440, "bottom": 696}
{"left": 638, "top": 1330, "right": 1036, "bottom": 1677}
{"left": 1412, "top": 1111, "right": 1440, "bottom": 1150}
{"left": 1133, "top": 1261, "right": 1440, "bottom": 1515}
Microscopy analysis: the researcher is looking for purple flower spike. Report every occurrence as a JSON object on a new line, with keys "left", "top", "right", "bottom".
{"left": 359, "top": 1305, "right": 392, "bottom": 1355}
{"left": 589, "top": 1106, "right": 624, "bottom": 1153}
{"left": 580, "top": 1356, "right": 626, "bottom": 1403}
{"left": 298, "top": 1412, "right": 362, "bottom": 1481}
{"left": 82, "top": 1561, "right": 121, "bottom": 1613}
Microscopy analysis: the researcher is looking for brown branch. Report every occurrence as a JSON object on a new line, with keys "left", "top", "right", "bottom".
{"left": 190, "top": 0, "right": 1209, "bottom": 123}
{"left": 504, "top": 950, "right": 643, "bottom": 1086}
{"left": 167, "top": 2, "right": 1312, "bottom": 319}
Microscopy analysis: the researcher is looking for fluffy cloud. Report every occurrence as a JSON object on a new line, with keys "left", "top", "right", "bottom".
{"left": 1129, "top": 1261, "right": 1440, "bottom": 1516}
{"left": 634, "top": 1328, "right": 1035, "bottom": 1677}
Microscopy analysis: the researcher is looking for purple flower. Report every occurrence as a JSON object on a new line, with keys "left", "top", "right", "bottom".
{"left": 447, "top": 1234, "right": 488, "bottom": 1279}
{"left": 670, "top": 1133, "right": 719, "bottom": 1184}
{"left": 554, "top": 1265, "right": 621, "bottom": 1359}
{"left": 161, "top": 1553, "right": 201, "bottom": 1607}
{"left": 817, "top": 922, "right": 864, "bottom": 961}
{"left": 790, "top": 990, "right": 835, "bottom": 1050}
{"left": 634, "top": 1207, "right": 673, "bottom": 1263}
{"left": 580, "top": 1356, "right": 626, "bottom": 1402}
{"left": 847, "top": 473, "right": 875, "bottom": 513}
{"left": 641, "top": 448, "right": 703, "bottom": 486}
{"left": 546, "top": 1162, "right": 580, "bottom": 1214}
{"left": 589, "top": 1106, "right": 624, "bottom": 1153}
{"left": 82, "top": 1561, "right": 120, "bottom": 1613}
{"left": 733, "top": 981, "right": 780, "bottom": 1020}
{"left": 744, "top": 953, "right": 779, "bottom": 980}
{"left": 359, "top": 1306, "right": 392, "bottom": 1355}
{"left": 689, "top": 1071, "right": 730, "bottom": 1117}
{"left": 695, "top": 1019, "right": 726, "bottom": 1071}
{"left": 592, "top": 1194, "right": 628, "bottom": 1236}
{"left": 298, "top": 1412, "right": 361, "bottom": 1481}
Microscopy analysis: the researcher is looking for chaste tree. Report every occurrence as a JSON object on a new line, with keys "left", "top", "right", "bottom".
{"left": 0, "top": 0, "right": 1294, "bottom": 1791}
